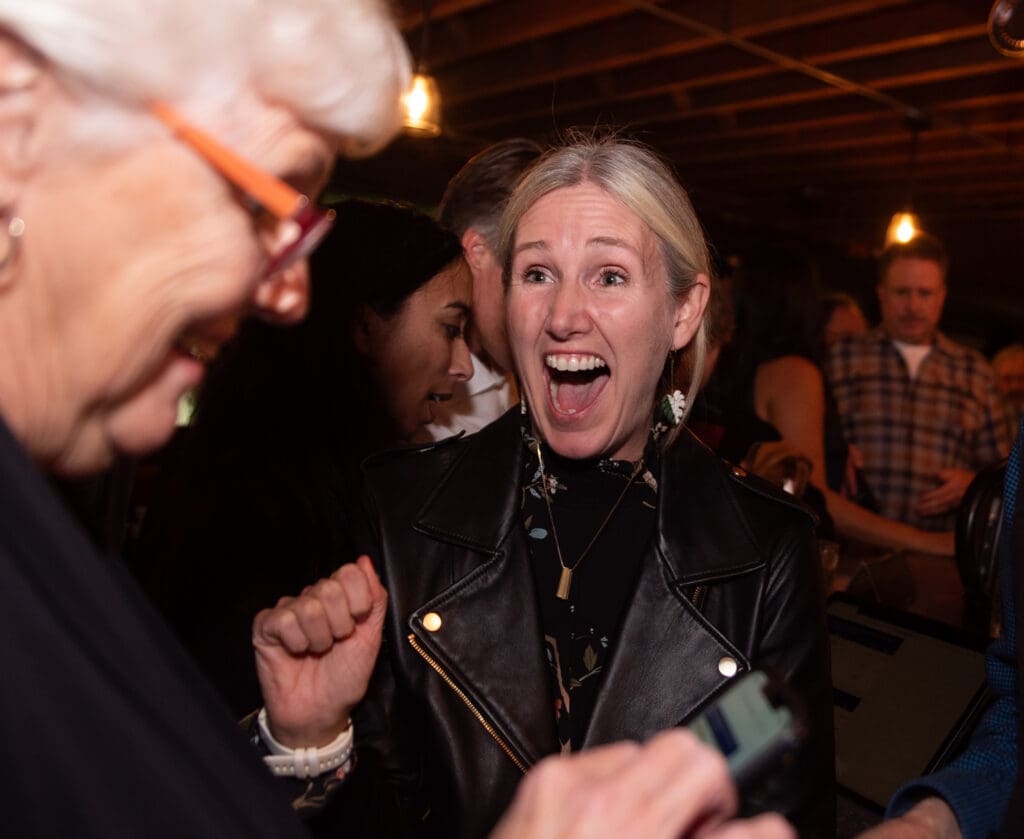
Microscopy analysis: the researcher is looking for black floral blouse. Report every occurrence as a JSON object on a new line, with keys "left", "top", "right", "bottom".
{"left": 521, "top": 424, "right": 659, "bottom": 752}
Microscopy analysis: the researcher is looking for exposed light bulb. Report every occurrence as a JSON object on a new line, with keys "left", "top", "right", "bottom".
{"left": 895, "top": 214, "right": 915, "bottom": 243}
{"left": 402, "top": 73, "right": 441, "bottom": 137}
{"left": 405, "top": 77, "right": 429, "bottom": 121}
{"left": 885, "top": 211, "right": 922, "bottom": 247}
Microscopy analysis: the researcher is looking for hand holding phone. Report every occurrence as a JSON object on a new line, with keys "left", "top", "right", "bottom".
{"left": 492, "top": 728, "right": 796, "bottom": 839}
{"left": 687, "top": 669, "right": 806, "bottom": 792}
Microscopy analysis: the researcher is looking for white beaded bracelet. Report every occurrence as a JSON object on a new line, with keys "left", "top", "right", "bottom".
{"left": 257, "top": 708, "right": 354, "bottom": 779}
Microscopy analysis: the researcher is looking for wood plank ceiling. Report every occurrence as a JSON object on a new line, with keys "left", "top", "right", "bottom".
{"left": 332, "top": 0, "right": 1024, "bottom": 346}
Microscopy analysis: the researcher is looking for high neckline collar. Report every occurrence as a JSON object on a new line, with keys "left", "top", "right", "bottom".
{"left": 519, "top": 416, "right": 659, "bottom": 480}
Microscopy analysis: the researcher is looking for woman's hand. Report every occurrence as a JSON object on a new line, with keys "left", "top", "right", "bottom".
{"left": 489, "top": 729, "right": 794, "bottom": 839}
{"left": 252, "top": 555, "right": 387, "bottom": 747}
{"left": 855, "top": 797, "right": 961, "bottom": 839}
{"left": 914, "top": 469, "right": 976, "bottom": 518}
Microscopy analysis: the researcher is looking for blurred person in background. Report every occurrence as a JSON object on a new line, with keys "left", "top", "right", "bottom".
{"left": 822, "top": 291, "right": 868, "bottom": 346}
{"left": 424, "top": 137, "right": 543, "bottom": 439}
{"left": 714, "top": 246, "right": 953, "bottom": 556}
{"left": 681, "top": 272, "right": 786, "bottom": 467}
{"left": 993, "top": 343, "right": 1024, "bottom": 441}
{"left": 826, "top": 234, "right": 1009, "bottom": 532}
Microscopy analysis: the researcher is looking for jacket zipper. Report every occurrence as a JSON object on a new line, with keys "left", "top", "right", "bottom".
{"left": 407, "top": 633, "right": 528, "bottom": 774}
{"left": 690, "top": 585, "right": 706, "bottom": 611}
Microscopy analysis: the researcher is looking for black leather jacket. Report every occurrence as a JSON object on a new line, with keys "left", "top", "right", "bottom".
{"left": 342, "top": 409, "right": 835, "bottom": 838}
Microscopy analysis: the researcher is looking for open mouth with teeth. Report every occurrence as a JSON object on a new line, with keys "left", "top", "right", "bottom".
{"left": 544, "top": 353, "right": 610, "bottom": 416}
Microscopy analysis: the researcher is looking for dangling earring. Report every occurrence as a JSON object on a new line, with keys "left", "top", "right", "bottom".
{"left": 654, "top": 349, "right": 686, "bottom": 438}
{"left": 0, "top": 216, "right": 25, "bottom": 281}
{"left": 666, "top": 348, "right": 686, "bottom": 426}
{"left": 661, "top": 389, "right": 686, "bottom": 426}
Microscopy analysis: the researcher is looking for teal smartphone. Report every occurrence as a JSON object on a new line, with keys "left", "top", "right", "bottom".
{"left": 687, "top": 669, "right": 805, "bottom": 790}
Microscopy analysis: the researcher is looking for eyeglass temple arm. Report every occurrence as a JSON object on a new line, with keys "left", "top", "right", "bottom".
{"left": 150, "top": 102, "right": 307, "bottom": 220}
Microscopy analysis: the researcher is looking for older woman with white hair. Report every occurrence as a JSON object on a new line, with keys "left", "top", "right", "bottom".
{"left": 257, "top": 137, "right": 834, "bottom": 838}
{"left": 0, "top": 0, "right": 409, "bottom": 835}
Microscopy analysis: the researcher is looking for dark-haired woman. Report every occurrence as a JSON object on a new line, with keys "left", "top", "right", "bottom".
{"left": 135, "top": 200, "right": 472, "bottom": 715}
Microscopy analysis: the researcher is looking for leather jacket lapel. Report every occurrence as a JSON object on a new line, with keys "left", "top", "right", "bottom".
{"left": 409, "top": 413, "right": 558, "bottom": 767}
{"left": 407, "top": 535, "right": 558, "bottom": 769}
{"left": 656, "top": 429, "right": 772, "bottom": 584}
{"left": 584, "top": 431, "right": 767, "bottom": 747}
{"left": 413, "top": 411, "right": 528, "bottom": 557}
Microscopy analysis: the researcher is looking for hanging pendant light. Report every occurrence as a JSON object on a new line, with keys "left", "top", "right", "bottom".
{"left": 402, "top": 1, "right": 442, "bottom": 137}
{"left": 403, "top": 73, "right": 442, "bottom": 136}
{"left": 884, "top": 112, "right": 930, "bottom": 247}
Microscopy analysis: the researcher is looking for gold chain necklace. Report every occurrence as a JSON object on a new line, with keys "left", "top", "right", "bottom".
{"left": 533, "top": 442, "right": 644, "bottom": 601}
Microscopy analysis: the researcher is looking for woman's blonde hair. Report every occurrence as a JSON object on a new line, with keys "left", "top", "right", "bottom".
{"left": 497, "top": 134, "right": 711, "bottom": 440}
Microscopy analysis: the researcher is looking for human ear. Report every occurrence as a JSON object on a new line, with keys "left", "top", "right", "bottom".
{"left": 461, "top": 227, "right": 494, "bottom": 276}
{"left": 0, "top": 33, "right": 48, "bottom": 204}
{"left": 671, "top": 273, "right": 711, "bottom": 351}
{"left": 351, "top": 303, "right": 388, "bottom": 356}
{"left": 253, "top": 265, "right": 310, "bottom": 324}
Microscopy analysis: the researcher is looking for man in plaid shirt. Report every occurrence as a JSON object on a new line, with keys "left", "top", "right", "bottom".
{"left": 826, "top": 234, "right": 1009, "bottom": 532}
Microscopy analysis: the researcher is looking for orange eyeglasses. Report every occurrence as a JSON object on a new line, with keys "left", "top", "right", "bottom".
{"left": 151, "top": 102, "right": 335, "bottom": 276}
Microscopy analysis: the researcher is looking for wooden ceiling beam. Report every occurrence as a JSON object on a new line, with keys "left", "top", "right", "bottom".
{"left": 448, "top": 21, "right": 987, "bottom": 133}
{"left": 460, "top": 47, "right": 1023, "bottom": 146}
{"left": 396, "top": 0, "right": 496, "bottom": 29}
{"left": 451, "top": 35, "right": 1008, "bottom": 135}
{"left": 616, "top": 38, "right": 1010, "bottom": 119}
{"left": 662, "top": 115, "right": 1024, "bottom": 166}
{"left": 679, "top": 148, "right": 1024, "bottom": 193}
{"left": 437, "top": 0, "right": 920, "bottom": 106}
{"left": 690, "top": 180, "right": 1024, "bottom": 221}
{"left": 683, "top": 76, "right": 1024, "bottom": 140}
{"left": 692, "top": 135, "right": 1024, "bottom": 172}
{"left": 403, "top": 0, "right": 645, "bottom": 68}
{"left": 656, "top": 95, "right": 1024, "bottom": 162}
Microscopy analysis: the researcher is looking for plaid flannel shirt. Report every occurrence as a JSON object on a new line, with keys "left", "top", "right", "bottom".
{"left": 826, "top": 327, "right": 1009, "bottom": 531}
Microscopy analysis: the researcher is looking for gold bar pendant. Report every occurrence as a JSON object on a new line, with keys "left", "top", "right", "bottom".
{"left": 556, "top": 566, "right": 573, "bottom": 600}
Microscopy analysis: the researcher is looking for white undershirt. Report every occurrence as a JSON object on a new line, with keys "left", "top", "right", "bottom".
{"left": 893, "top": 340, "right": 932, "bottom": 379}
{"left": 421, "top": 351, "right": 515, "bottom": 441}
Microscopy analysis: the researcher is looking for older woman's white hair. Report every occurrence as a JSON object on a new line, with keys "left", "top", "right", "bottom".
{"left": 0, "top": 0, "right": 409, "bottom": 156}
